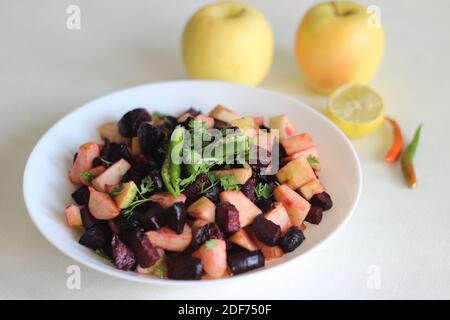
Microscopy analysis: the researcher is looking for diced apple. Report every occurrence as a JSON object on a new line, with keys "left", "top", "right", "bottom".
{"left": 151, "top": 192, "right": 186, "bottom": 209}
{"left": 130, "top": 137, "right": 142, "bottom": 156}
{"left": 201, "top": 270, "right": 230, "bottom": 280}
{"left": 146, "top": 224, "right": 192, "bottom": 252}
{"left": 194, "top": 114, "right": 215, "bottom": 129}
{"left": 263, "top": 202, "right": 292, "bottom": 235}
{"left": 269, "top": 115, "right": 296, "bottom": 140}
{"left": 92, "top": 159, "right": 131, "bottom": 192}
{"left": 281, "top": 146, "right": 320, "bottom": 170}
{"left": 273, "top": 184, "right": 311, "bottom": 227}
{"left": 80, "top": 166, "right": 106, "bottom": 186}
{"left": 88, "top": 187, "right": 120, "bottom": 220}
{"left": 64, "top": 204, "right": 82, "bottom": 227}
{"left": 112, "top": 181, "right": 138, "bottom": 209}
{"left": 228, "top": 229, "right": 258, "bottom": 251}
{"left": 208, "top": 104, "right": 240, "bottom": 124}
{"left": 280, "top": 133, "right": 314, "bottom": 156}
{"left": 298, "top": 178, "right": 325, "bottom": 200}
{"left": 69, "top": 142, "right": 100, "bottom": 184}
{"left": 187, "top": 196, "right": 216, "bottom": 222}
{"left": 231, "top": 117, "right": 257, "bottom": 137}
{"left": 210, "top": 167, "right": 252, "bottom": 185}
{"left": 177, "top": 112, "right": 193, "bottom": 123}
{"left": 276, "top": 156, "right": 316, "bottom": 189}
{"left": 248, "top": 230, "right": 284, "bottom": 261}
{"left": 219, "top": 191, "right": 261, "bottom": 227}
{"left": 98, "top": 121, "right": 130, "bottom": 144}
{"left": 192, "top": 239, "right": 227, "bottom": 279}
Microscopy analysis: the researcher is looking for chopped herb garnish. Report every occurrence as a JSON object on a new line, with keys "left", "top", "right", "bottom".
{"left": 219, "top": 174, "right": 241, "bottom": 191}
{"left": 152, "top": 111, "right": 171, "bottom": 124}
{"left": 100, "top": 158, "right": 113, "bottom": 168}
{"left": 153, "top": 263, "right": 167, "bottom": 279}
{"left": 307, "top": 155, "right": 320, "bottom": 169}
{"left": 205, "top": 240, "right": 217, "bottom": 249}
{"left": 255, "top": 182, "right": 275, "bottom": 199}
{"left": 121, "top": 176, "right": 156, "bottom": 218}
{"left": 81, "top": 171, "right": 96, "bottom": 184}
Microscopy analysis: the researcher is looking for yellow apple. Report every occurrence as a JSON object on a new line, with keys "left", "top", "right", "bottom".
{"left": 182, "top": 1, "right": 274, "bottom": 86}
{"left": 295, "top": 1, "right": 385, "bottom": 94}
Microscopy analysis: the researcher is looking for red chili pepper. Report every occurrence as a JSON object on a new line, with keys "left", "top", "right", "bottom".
{"left": 385, "top": 117, "right": 404, "bottom": 163}
{"left": 401, "top": 124, "right": 422, "bottom": 189}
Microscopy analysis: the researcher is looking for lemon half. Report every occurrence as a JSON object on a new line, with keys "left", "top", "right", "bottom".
{"left": 326, "top": 84, "right": 385, "bottom": 138}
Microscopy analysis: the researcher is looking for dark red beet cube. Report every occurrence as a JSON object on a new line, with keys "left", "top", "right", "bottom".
{"left": 79, "top": 223, "right": 111, "bottom": 250}
{"left": 80, "top": 207, "right": 100, "bottom": 230}
{"left": 165, "top": 202, "right": 186, "bottom": 234}
{"left": 167, "top": 255, "right": 203, "bottom": 280}
{"left": 227, "top": 250, "right": 265, "bottom": 275}
{"left": 252, "top": 214, "right": 281, "bottom": 246}
{"left": 215, "top": 201, "right": 240, "bottom": 233}
{"left": 137, "top": 202, "right": 166, "bottom": 231}
{"left": 122, "top": 229, "right": 160, "bottom": 268}
{"left": 190, "top": 223, "right": 224, "bottom": 252}
{"left": 279, "top": 226, "right": 305, "bottom": 253}
{"left": 310, "top": 192, "right": 333, "bottom": 211}
{"left": 305, "top": 206, "right": 323, "bottom": 224}
{"left": 71, "top": 185, "right": 89, "bottom": 206}
{"left": 111, "top": 235, "right": 136, "bottom": 271}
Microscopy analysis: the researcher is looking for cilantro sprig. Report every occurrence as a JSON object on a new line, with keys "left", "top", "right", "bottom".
{"left": 81, "top": 171, "right": 96, "bottom": 184}
{"left": 255, "top": 182, "right": 275, "bottom": 199}
{"left": 121, "top": 176, "right": 156, "bottom": 218}
{"left": 307, "top": 155, "right": 320, "bottom": 170}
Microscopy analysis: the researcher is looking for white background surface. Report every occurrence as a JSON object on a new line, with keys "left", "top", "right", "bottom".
{"left": 1, "top": 0, "right": 449, "bottom": 299}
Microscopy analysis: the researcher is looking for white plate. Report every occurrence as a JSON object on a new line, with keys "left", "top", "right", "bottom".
{"left": 23, "top": 80, "right": 362, "bottom": 286}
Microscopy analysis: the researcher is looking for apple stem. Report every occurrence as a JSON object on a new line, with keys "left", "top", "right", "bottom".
{"left": 331, "top": 1, "right": 353, "bottom": 17}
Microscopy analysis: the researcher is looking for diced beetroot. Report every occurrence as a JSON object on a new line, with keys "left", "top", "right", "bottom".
{"left": 248, "top": 229, "right": 284, "bottom": 261}
{"left": 190, "top": 222, "right": 224, "bottom": 252}
{"left": 151, "top": 192, "right": 186, "bottom": 209}
{"left": 227, "top": 250, "right": 265, "bottom": 275}
{"left": 80, "top": 166, "right": 106, "bottom": 186}
{"left": 187, "top": 196, "right": 216, "bottom": 222}
{"left": 71, "top": 185, "right": 90, "bottom": 205}
{"left": 166, "top": 202, "right": 186, "bottom": 234}
{"left": 80, "top": 206, "right": 99, "bottom": 229}
{"left": 64, "top": 204, "right": 82, "bottom": 228}
{"left": 192, "top": 239, "right": 227, "bottom": 279}
{"left": 191, "top": 219, "right": 210, "bottom": 235}
{"left": 69, "top": 142, "right": 100, "bottom": 184}
{"left": 122, "top": 228, "right": 160, "bottom": 268}
{"left": 219, "top": 191, "right": 261, "bottom": 228}
{"left": 136, "top": 248, "right": 167, "bottom": 278}
{"left": 79, "top": 223, "right": 111, "bottom": 250}
{"left": 88, "top": 187, "right": 120, "bottom": 220}
{"left": 146, "top": 224, "right": 192, "bottom": 252}
{"left": 263, "top": 202, "right": 292, "bottom": 235}
{"left": 228, "top": 229, "right": 258, "bottom": 251}
{"left": 252, "top": 214, "right": 282, "bottom": 247}
{"left": 298, "top": 178, "right": 325, "bottom": 200}
{"left": 305, "top": 206, "right": 323, "bottom": 225}
{"left": 92, "top": 159, "right": 131, "bottom": 192}
{"left": 111, "top": 235, "right": 136, "bottom": 271}
{"left": 310, "top": 192, "right": 333, "bottom": 211}
{"left": 130, "top": 137, "right": 142, "bottom": 156}
{"left": 167, "top": 255, "right": 203, "bottom": 280}
{"left": 136, "top": 203, "right": 166, "bottom": 231}
{"left": 273, "top": 184, "right": 311, "bottom": 228}
{"left": 215, "top": 201, "right": 240, "bottom": 233}
{"left": 279, "top": 226, "right": 305, "bottom": 253}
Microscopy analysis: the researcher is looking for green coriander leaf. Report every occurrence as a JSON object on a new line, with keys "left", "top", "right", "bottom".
{"left": 255, "top": 182, "right": 275, "bottom": 200}
{"left": 307, "top": 155, "right": 320, "bottom": 169}
{"left": 100, "top": 158, "right": 113, "bottom": 168}
{"left": 205, "top": 240, "right": 217, "bottom": 250}
{"left": 153, "top": 263, "right": 166, "bottom": 279}
{"left": 220, "top": 174, "right": 240, "bottom": 191}
{"left": 81, "top": 171, "right": 96, "bottom": 184}
{"left": 140, "top": 176, "right": 154, "bottom": 195}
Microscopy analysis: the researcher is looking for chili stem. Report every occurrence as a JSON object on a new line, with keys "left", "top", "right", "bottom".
{"left": 401, "top": 124, "right": 422, "bottom": 189}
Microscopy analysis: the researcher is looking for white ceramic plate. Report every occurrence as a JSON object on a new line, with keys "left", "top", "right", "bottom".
{"left": 23, "top": 80, "right": 362, "bottom": 286}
